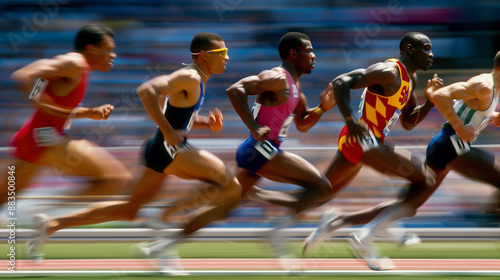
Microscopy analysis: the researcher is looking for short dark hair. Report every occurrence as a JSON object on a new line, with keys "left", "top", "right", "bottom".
{"left": 494, "top": 50, "right": 500, "bottom": 69}
{"left": 190, "top": 32, "right": 224, "bottom": 54}
{"left": 399, "top": 32, "right": 426, "bottom": 52}
{"left": 74, "top": 24, "right": 114, "bottom": 52}
{"left": 278, "top": 32, "right": 310, "bottom": 60}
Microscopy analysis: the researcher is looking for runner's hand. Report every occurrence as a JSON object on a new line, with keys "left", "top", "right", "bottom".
{"left": 424, "top": 74, "right": 443, "bottom": 101}
{"left": 252, "top": 126, "right": 271, "bottom": 142}
{"left": 346, "top": 121, "right": 370, "bottom": 143}
{"left": 91, "top": 104, "right": 114, "bottom": 120}
{"left": 491, "top": 112, "right": 500, "bottom": 127}
{"left": 164, "top": 129, "right": 185, "bottom": 146}
{"left": 455, "top": 124, "right": 476, "bottom": 143}
{"left": 319, "top": 83, "right": 336, "bottom": 112}
{"left": 209, "top": 108, "right": 224, "bottom": 132}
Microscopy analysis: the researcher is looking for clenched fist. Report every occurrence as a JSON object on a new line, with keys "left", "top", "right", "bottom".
{"left": 91, "top": 104, "right": 114, "bottom": 120}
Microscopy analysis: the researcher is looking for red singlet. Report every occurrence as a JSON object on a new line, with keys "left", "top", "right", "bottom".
{"left": 11, "top": 66, "right": 89, "bottom": 163}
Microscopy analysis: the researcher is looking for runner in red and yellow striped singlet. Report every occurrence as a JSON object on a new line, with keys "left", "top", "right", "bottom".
{"left": 339, "top": 58, "right": 412, "bottom": 164}
{"left": 359, "top": 58, "right": 412, "bottom": 141}
{"left": 304, "top": 32, "right": 443, "bottom": 271}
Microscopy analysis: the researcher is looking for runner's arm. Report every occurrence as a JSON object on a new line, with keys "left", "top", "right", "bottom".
{"left": 332, "top": 63, "right": 395, "bottom": 138}
{"left": 226, "top": 70, "right": 286, "bottom": 141}
{"left": 10, "top": 55, "right": 82, "bottom": 95}
{"left": 293, "top": 83, "right": 334, "bottom": 132}
{"left": 191, "top": 108, "right": 223, "bottom": 132}
{"left": 137, "top": 75, "right": 184, "bottom": 146}
{"left": 400, "top": 74, "right": 441, "bottom": 130}
{"left": 430, "top": 77, "right": 487, "bottom": 141}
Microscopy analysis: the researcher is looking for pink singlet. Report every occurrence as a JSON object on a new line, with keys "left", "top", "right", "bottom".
{"left": 252, "top": 68, "right": 300, "bottom": 146}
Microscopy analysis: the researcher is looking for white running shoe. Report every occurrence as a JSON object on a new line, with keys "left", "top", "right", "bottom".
{"left": 302, "top": 208, "right": 341, "bottom": 254}
{"left": 131, "top": 242, "right": 151, "bottom": 257}
{"left": 375, "top": 224, "right": 421, "bottom": 247}
{"left": 133, "top": 238, "right": 176, "bottom": 258}
{"left": 158, "top": 247, "right": 189, "bottom": 276}
{"left": 26, "top": 214, "right": 50, "bottom": 261}
{"left": 267, "top": 227, "right": 299, "bottom": 271}
{"left": 133, "top": 242, "right": 188, "bottom": 276}
{"left": 267, "top": 227, "right": 291, "bottom": 259}
{"left": 348, "top": 232, "right": 394, "bottom": 271}
{"left": 398, "top": 232, "right": 421, "bottom": 247}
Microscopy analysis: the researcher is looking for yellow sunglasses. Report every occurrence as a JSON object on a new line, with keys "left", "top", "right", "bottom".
{"left": 191, "top": 48, "right": 228, "bottom": 58}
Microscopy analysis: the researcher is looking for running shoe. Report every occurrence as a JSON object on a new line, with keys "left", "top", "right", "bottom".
{"left": 134, "top": 238, "right": 176, "bottom": 258}
{"left": 302, "top": 208, "right": 341, "bottom": 254}
{"left": 26, "top": 213, "right": 50, "bottom": 261}
{"left": 348, "top": 232, "right": 394, "bottom": 271}
{"left": 376, "top": 226, "right": 421, "bottom": 247}
{"left": 398, "top": 232, "right": 421, "bottom": 247}
{"left": 158, "top": 247, "right": 189, "bottom": 276}
{"left": 267, "top": 226, "right": 292, "bottom": 259}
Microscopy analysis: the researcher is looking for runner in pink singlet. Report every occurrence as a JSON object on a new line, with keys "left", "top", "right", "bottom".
{"left": 227, "top": 32, "right": 336, "bottom": 260}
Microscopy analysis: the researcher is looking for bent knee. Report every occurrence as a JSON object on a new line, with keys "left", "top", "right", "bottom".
{"left": 121, "top": 208, "right": 140, "bottom": 221}
{"left": 227, "top": 181, "right": 243, "bottom": 198}
{"left": 214, "top": 201, "right": 239, "bottom": 221}
{"left": 316, "top": 178, "right": 334, "bottom": 198}
{"left": 216, "top": 177, "right": 243, "bottom": 199}
{"left": 406, "top": 207, "right": 418, "bottom": 218}
{"left": 400, "top": 204, "right": 418, "bottom": 218}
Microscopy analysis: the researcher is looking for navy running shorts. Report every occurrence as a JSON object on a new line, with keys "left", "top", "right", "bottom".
{"left": 426, "top": 123, "right": 470, "bottom": 169}
{"left": 142, "top": 136, "right": 188, "bottom": 173}
{"left": 236, "top": 136, "right": 280, "bottom": 173}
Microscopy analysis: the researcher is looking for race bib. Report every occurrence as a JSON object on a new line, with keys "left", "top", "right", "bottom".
{"left": 254, "top": 140, "right": 278, "bottom": 160}
{"left": 450, "top": 134, "right": 470, "bottom": 156}
{"left": 164, "top": 141, "right": 180, "bottom": 159}
{"left": 62, "top": 108, "right": 78, "bottom": 132}
{"left": 33, "top": 127, "right": 60, "bottom": 147}
{"left": 277, "top": 115, "right": 293, "bottom": 142}
{"left": 252, "top": 103, "right": 261, "bottom": 119}
{"left": 29, "top": 78, "right": 47, "bottom": 102}
{"left": 383, "top": 109, "right": 401, "bottom": 136}
{"left": 358, "top": 130, "right": 379, "bottom": 152}
{"left": 163, "top": 141, "right": 189, "bottom": 159}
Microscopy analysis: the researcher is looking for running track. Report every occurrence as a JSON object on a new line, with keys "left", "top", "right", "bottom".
{"left": 3, "top": 258, "right": 500, "bottom": 271}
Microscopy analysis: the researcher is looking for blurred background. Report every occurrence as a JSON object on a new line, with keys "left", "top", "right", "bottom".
{"left": 1, "top": 0, "right": 499, "bottom": 231}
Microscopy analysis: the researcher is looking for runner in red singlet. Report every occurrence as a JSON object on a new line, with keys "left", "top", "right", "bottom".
{"left": 0, "top": 23, "right": 132, "bottom": 258}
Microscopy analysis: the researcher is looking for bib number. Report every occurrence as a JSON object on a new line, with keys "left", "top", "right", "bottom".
{"left": 277, "top": 115, "right": 293, "bottom": 142}
{"left": 62, "top": 108, "right": 78, "bottom": 132}
{"left": 358, "top": 130, "right": 379, "bottom": 152}
{"left": 33, "top": 127, "right": 60, "bottom": 147}
{"left": 252, "top": 103, "right": 261, "bottom": 119}
{"left": 184, "top": 112, "right": 198, "bottom": 134}
{"left": 163, "top": 141, "right": 182, "bottom": 159}
{"left": 254, "top": 140, "right": 278, "bottom": 160}
{"left": 29, "top": 78, "right": 47, "bottom": 102}
{"left": 450, "top": 134, "right": 470, "bottom": 156}
{"left": 383, "top": 109, "right": 401, "bottom": 136}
